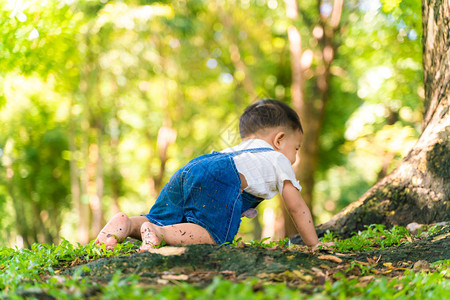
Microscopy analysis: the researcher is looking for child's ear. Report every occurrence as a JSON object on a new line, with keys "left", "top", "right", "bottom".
{"left": 273, "top": 132, "right": 286, "bottom": 150}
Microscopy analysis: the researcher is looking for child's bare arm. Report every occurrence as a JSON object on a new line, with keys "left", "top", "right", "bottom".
{"left": 282, "top": 180, "right": 319, "bottom": 248}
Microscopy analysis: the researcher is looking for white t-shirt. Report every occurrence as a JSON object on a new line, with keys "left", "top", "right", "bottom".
{"left": 221, "top": 139, "right": 302, "bottom": 199}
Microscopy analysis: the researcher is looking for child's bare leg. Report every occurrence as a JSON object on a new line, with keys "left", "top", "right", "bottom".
{"left": 95, "top": 212, "right": 148, "bottom": 250}
{"left": 139, "top": 222, "right": 216, "bottom": 252}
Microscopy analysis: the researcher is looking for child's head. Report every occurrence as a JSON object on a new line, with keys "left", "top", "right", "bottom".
{"left": 239, "top": 99, "right": 303, "bottom": 164}
{"left": 239, "top": 99, "right": 303, "bottom": 138}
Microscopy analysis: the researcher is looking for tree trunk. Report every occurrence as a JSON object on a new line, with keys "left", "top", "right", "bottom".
{"left": 283, "top": 0, "right": 305, "bottom": 238}
{"left": 68, "top": 97, "right": 89, "bottom": 244}
{"left": 313, "top": 0, "right": 450, "bottom": 238}
{"left": 6, "top": 167, "right": 31, "bottom": 248}
{"left": 91, "top": 128, "right": 104, "bottom": 237}
{"left": 283, "top": 0, "right": 343, "bottom": 238}
{"left": 110, "top": 115, "right": 121, "bottom": 214}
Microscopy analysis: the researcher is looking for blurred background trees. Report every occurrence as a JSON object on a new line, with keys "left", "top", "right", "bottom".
{"left": 0, "top": 0, "right": 424, "bottom": 247}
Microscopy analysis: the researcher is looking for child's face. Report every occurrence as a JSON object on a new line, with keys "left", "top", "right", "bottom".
{"left": 277, "top": 129, "right": 303, "bottom": 164}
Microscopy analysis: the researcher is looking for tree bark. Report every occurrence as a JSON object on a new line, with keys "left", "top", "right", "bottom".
{"left": 313, "top": 0, "right": 450, "bottom": 238}
{"left": 283, "top": 0, "right": 343, "bottom": 238}
{"left": 68, "top": 97, "right": 89, "bottom": 244}
{"left": 283, "top": 0, "right": 305, "bottom": 238}
{"left": 6, "top": 167, "right": 31, "bottom": 248}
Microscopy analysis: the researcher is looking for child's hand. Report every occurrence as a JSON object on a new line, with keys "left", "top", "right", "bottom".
{"left": 309, "top": 241, "right": 335, "bottom": 252}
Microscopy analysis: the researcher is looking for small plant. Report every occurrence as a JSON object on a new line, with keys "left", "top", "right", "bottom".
{"left": 228, "top": 237, "right": 244, "bottom": 247}
{"left": 346, "top": 261, "right": 376, "bottom": 276}
{"left": 246, "top": 237, "right": 290, "bottom": 248}
{"left": 101, "top": 273, "right": 147, "bottom": 299}
{"left": 248, "top": 237, "right": 272, "bottom": 247}
{"left": 321, "top": 224, "right": 414, "bottom": 252}
{"left": 423, "top": 224, "right": 445, "bottom": 236}
{"left": 154, "top": 235, "right": 167, "bottom": 249}
{"left": 227, "top": 237, "right": 289, "bottom": 248}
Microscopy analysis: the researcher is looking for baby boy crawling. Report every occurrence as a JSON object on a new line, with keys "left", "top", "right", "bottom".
{"left": 95, "top": 99, "right": 329, "bottom": 251}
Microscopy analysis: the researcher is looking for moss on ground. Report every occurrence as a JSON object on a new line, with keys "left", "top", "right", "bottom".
{"left": 66, "top": 225, "right": 449, "bottom": 288}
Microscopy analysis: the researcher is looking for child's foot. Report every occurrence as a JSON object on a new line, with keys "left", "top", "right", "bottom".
{"left": 138, "top": 222, "right": 161, "bottom": 252}
{"left": 95, "top": 212, "right": 131, "bottom": 250}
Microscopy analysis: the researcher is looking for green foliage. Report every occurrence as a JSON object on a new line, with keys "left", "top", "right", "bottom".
{"left": 345, "top": 260, "right": 376, "bottom": 276}
{"left": 0, "top": 0, "right": 426, "bottom": 246}
{"left": 325, "top": 266, "right": 450, "bottom": 299}
{"left": 422, "top": 224, "right": 444, "bottom": 236}
{"left": 381, "top": 0, "right": 403, "bottom": 13}
{"left": 247, "top": 237, "right": 290, "bottom": 248}
{"left": 321, "top": 224, "right": 413, "bottom": 252}
{"left": 0, "top": 238, "right": 136, "bottom": 292}
{"left": 228, "top": 237, "right": 290, "bottom": 248}
{"left": 1, "top": 238, "right": 449, "bottom": 299}
{"left": 101, "top": 275, "right": 304, "bottom": 299}
{"left": 314, "top": 0, "right": 424, "bottom": 223}
{"left": 101, "top": 273, "right": 147, "bottom": 299}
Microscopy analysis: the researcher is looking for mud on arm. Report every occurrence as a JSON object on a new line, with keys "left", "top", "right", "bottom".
{"left": 282, "top": 180, "right": 319, "bottom": 248}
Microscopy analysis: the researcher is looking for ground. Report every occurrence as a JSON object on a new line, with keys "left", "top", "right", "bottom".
{"left": 62, "top": 225, "right": 449, "bottom": 295}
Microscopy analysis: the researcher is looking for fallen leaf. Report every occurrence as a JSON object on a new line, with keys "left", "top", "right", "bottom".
{"left": 157, "top": 279, "right": 169, "bottom": 285}
{"left": 168, "top": 266, "right": 194, "bottom": 273}
{"left": 354, "top": 260, "right": 370, "bottom": 266}
{"left": 219, "top": 270, "right": 235, "bottom": 275}
{"left": 432, "top": 232, "right": 450, "bottom": 241}
{"left": 311, "top": 267, "right": 325, "bottom": 277}
{"left": 161, "top": 274, "right": 189, "bottom": 281}
{"left": 354, "top": 281, "right": 371, "bottom": 288}
{"left": 383, "top": 262, "right": 393, "bottom": 268}
{"left": 367, "top": 255, "right": 381, "bottom": 265}
{"left": 147, "top": 247, "right": 186, "bottom": 256}
{"left": 291, "top": 270, "right": 313, "bottom": 282}
{"left": 334, "top": 253, "right": 352, "bottom": 257}
{"left": 318, "top": 255, "right": 343, "bottom": 263}
{"left": 257, "top": 272, "right": 270, "bottom": 278}
{"left": 70, "top": 257, "right": 81, "bottom": 267}
{"left": 360, "top": 275, "right": 375, "bottom": 281}
{"left": 311, "top": 267, "right": 326, "bottom": 284}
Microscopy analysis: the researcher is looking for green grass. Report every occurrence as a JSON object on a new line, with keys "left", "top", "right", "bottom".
{"left": 325, "top": 261, "right": 450, "bottom": 300}
{"left": 320, "top": 224, "right": 414, "bottom": 252}
{"left": 230, "top": 236, "right": 290, "bottom": 248}
{"left": 1, "top": 225, "right": 449, "bottom": 299}
{"left": 0, "top": 238, "right": 136, "bottom": 291}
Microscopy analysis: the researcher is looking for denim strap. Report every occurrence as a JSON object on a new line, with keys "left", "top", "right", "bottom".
{"left": 227, "top": 147, "right": 274, "bottom": 157}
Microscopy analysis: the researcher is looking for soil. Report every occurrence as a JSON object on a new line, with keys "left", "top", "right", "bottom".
{"left": 65, "top": 226, "right": 450, "bottom": 291}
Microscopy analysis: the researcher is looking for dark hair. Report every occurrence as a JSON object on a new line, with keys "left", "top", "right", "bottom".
{"left": 239, "top": 99, "right": 303, "bottom": 138}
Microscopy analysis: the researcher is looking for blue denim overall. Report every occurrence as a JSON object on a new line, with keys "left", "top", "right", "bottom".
{"left": 142, "top": 148, "right": 274, "bottom": 244}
